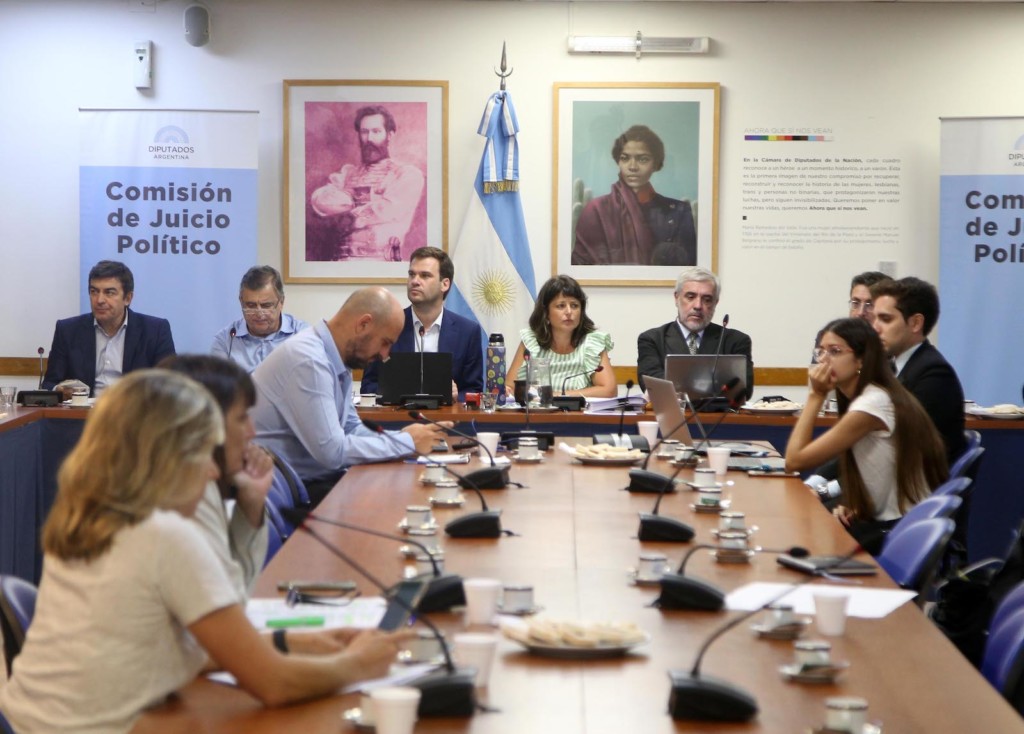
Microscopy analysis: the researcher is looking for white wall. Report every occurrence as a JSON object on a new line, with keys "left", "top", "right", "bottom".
{"left": 2, "top": 0, "right": 1022, "bottom": 398}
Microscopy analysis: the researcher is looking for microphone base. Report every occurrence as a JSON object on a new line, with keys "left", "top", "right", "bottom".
{"left": 415, "top": 573, "right": 466, "bottom": 613}
{"left": 459, "top": 465, "right": 510, "bottom": 490}
{"left": 694, "top": 396, "right": 733, "bottom": 413}
{"left": 626, "top": 469, "right": 679, "bottom": 494}
{"left": 551, "top": 395, "right": 585, "bottom": 411}
{"left": 655, "top": 573, "right": 725, "bottom": 611}
{"left": 445, "top": 510, "right": 503, "bottom": 538}
{"left": 668, "top": 670, "right": 758, "bottom": 721}
{"left": 408, "top": 666, "right": 478, "bottom": 718}
{"left": 17, "top": 390, "right": 62, "bottom": 407}
{"left": 401, "top": 394, "right": 445, "bottom": 411}
{"left": 501, "top": 430, "right": 555, "bottom": 451}
{"left": 637, "top": 513, "right": 695, "bottom": 543}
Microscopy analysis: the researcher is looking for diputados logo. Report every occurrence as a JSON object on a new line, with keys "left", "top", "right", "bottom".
{"left": 1007, "top": 133, "right": 1024, "bottom": 167}
{"left": 148, "top": 125, "right": 195, "bottom": 160}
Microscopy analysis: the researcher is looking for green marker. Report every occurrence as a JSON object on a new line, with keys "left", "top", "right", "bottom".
{"left": 266, "top": 616, "right": 326, "bottom": 628}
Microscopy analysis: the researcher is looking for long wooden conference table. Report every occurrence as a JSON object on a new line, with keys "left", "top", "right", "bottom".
{"left": 131, "top": 439, "right": 1024, "bottom": 733}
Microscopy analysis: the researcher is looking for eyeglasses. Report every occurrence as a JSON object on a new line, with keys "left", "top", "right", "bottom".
{"left": 813, "top": 346, "right": 854, "bottom": 361}
{"left": 241, "top": 300, "right": 281, "bottom": 314}
{"left": 849, "top": 299, "right": 874, "bottom": 313}
{"left": 285, "top": 586, "right": 360, "bottom": 608}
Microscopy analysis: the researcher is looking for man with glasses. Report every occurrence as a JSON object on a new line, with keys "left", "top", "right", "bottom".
{"left": 212, "top": 266, "right": 309, "bottom": 373}
{"left": 637, "top": 266, "right": 754, "bottom": 401}
{"left": 871, "top": 276, "right": 966, "bottom": 465}
{"left": 812, "top": 271, "right": 891, "bottom": 363}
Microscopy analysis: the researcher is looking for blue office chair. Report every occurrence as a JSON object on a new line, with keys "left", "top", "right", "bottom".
{"left": 877, "top": 518, "right": 955, "bottom": 602}
{"left": 964, "top": 429, "right": 982, "bottom": 453}
{"left": 264, "top": 502, "right": 286, "bottom": 567}
{"left": 933, "top": 477, "right": 972, "bottom": 498}
{"left": 0, "top": 575, "right": 38, "bottom": 676}
{"left": 989, "top": 581, "right": 1024, "bottom": 636}
{"left": 0, "top": 709, "right": 16, "bottom": 734}
{"left": 885, "top": 495, "right": 962, "bottom": 545}
{"left": 265, "top": 451, "right": 310, "bottom": 539}
{"left": 950, "top": 446, "right": 985, "bottom": 483}
{"left": 981, "top": 606, "right": 1024, "bottom": 714}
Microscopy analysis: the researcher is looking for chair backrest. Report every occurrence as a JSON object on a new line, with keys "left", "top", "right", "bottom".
{"left": 877, "top": 518, "right": 955, "bottom": 596}
{"left": 263, "top": 501, "right": 286, "bottom": 567}
{"left": 950, "top": 446, "right": 985, "bottom": 483}
{"left": 265, "top": 472, "right": 297, "bottom": 538}
{"left": 884, "top": 495, "right": 962, "bottom": 548}
{"left": 269, "top": 451, "right": 310, "bottom": 507}
{"left": 0, "top": 575, "right": 39, "bottom": 677}
{"left": 933, "top": 476, "right": 972, "bottom": 498}
{"left": 991, "top": 581, "right": 1024, "bottom": 635}
{"left": 965, "top": 429, "right": 982, "bottom": 453}
{"left": 981, "top": 606, "right": 1024, "bottom": 713}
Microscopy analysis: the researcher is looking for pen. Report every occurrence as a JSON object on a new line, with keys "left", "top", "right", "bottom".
{"left": 265, "top": 616, "right": 326, "bottom": 628}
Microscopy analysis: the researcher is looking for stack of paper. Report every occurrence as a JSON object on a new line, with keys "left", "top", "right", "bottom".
{"left": 584, "top": 394, "right": 647, "bottom": 414}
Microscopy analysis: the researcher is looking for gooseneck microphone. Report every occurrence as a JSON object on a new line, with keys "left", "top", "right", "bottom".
{"left": 627, "top": 411, "right": 698, "bottom": 493}
{"left": 616, "top": 378, "right": 635, "bottom": 442}
{"left": 636, "top": 462, "right": 694, "bottom": 543}
{"left": 656, "top": 545, "right": 810, "bottom": 612}
{"left": 686, "top": 377, "right": 746, "bottom": 453}
{"left": 551, "top": 365, "right": 604, "bottom": 411}
{"left": 667, "top": 539, "right": 876, "bottom": 722}
{"left": 408, "top": 411, "right": 511, "bottom": 490}
{"left": 361, "top": 418, "right": 505, "bottom": 539}
{"left": 560, "top": 364, "right": 603, "bottom": 396}
{"left": 227, "top": 327, "right": 237, "bottom": 359}
{"left": 418, "top": 325, "right": 426, "bottom": 394}
{"left": 501, "top": 348, "right": 556, "bottom": 451}
{"left": 706, "top": 314, "right": 729, "bottom": 404}
{"left": 285, "top": 514, "right": 477, "bottom": 718}
{"left": 37, "top": 347, "right": 45, "bottom": 388}
{"left": 281, "top": 507, "right": 465, "bottom": 614}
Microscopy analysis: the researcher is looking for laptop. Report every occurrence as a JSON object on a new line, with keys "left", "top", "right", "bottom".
{"left": 645, "top": 375, "right": 769, "bottom": 459}
{"left": 664, "top": 354, "right": 747, "bottom": 404}
{"left": 377, "top": 352, "right": 453, "bottom": 406}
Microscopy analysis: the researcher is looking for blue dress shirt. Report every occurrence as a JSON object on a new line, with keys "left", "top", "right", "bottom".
{"left": 211, "top": 313, "right": 309, "bottom": 373}
{"left": 250, "top": 320, "right": 414, "bottom": 483}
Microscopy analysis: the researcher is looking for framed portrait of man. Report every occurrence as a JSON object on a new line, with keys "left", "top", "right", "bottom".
{"left": 552, "top": 82, "right": 720, "bottom": 287}
{"left": 283, "top": 79, "right": 448, "bottom": 283}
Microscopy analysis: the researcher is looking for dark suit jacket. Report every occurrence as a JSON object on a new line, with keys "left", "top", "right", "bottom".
{"left": 360, "top": 306, "right": 484, "bottom": 400}
{"left": 42, "top": 309, "right": 176, "bottom": 394}
{"left": 898, "top": 339, "right": 966, "bottom": 466}
{"left": 637, "top": 321, "right": 754, "bottom": 401}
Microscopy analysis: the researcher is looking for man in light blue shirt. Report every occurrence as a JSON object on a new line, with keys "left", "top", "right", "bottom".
{"left": 211, "top": 266, "right": 309, "bottom": 372}
{"left": 251, "top": 286, "right": 449, "bottom": 505}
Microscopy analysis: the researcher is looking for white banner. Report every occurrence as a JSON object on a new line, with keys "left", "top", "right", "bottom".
{"left": 79, "top": 109, "right": 258, "bottom": 352}
{"left": 939, "top": 117, "right": 1024, "bottom": 405}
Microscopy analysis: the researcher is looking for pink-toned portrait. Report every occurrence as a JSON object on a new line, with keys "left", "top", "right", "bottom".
{"left": 304, "top": 101, "right": 428, "bottom": 262}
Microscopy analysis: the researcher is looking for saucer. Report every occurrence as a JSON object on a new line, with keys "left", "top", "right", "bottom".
{"left": 712, "top": 548, "right": 755, "bottom": 563}
{"left": 511, "top": 453, "right": 544, "bottom": 464}
{"left": 397, "top": 518, "right": 439, "bottom": 536}
{"left": 419, "top": 475, "right": 446, "bottom": 485}
{"left": 779, "top": 660, "right": 850, "bottom": 684}
{"left": 429, "top": 496, "right": 465, "bottom": 508}
{"left": 496, "top": 602, "right": 544, "bottom": 616}
{"left": 711, "top": 526, "right": 758, "bottom": 539}
{"left": 627, "top": 569, "right": 666, "bottom": 587}
{"left": 689, "top": 499, "right": 732, "bottom": 514}
{"left": 341, "top": 707, "right": 374, "bottom": 731}
{"left": 684, "top": 480, "right": 724, "bottom": 491}
{"left": 750, "top": 618, "right": 811, "bottom": 640}
{"left": 808, "top": 725, "right": 882, "bottom": 734}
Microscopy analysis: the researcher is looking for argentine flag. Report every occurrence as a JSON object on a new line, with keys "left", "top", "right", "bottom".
{"left": 447, "top": 91, "right": 536, "bottom": 344}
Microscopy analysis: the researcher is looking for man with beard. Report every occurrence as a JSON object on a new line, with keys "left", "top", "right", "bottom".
{"left": 310, "top": 105, "right": 426, "bottom": 261}
{"left": 251, "top": 287, "right": 449, "bottom": 505}
{"left": 358, "top": 247, "right": 483, "bottom": 402}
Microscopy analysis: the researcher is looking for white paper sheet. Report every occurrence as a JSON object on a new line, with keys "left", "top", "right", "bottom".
{"left": 725, "top": 582, "right": 917, "bottom": 619}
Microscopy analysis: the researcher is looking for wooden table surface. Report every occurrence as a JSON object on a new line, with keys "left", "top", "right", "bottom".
{"left": 132, "top": 441, "right": 1024, "bottom": 734}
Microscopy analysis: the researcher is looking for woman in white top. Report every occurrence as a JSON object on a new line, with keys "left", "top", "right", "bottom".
{"left": 0, "top": 370, "right": 407, "bottom": 734}
{"left": 785, "top": 318, "right": 947, "bottom": 553}
{"left": 505, "top": 275, "right": 617, "bottom": 399}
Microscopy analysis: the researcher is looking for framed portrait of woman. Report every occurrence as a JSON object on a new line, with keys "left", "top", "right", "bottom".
{"left": 552, "top": 82, "right": 720, "bottom": 287}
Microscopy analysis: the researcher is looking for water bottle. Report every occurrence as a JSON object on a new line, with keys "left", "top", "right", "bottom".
{"left": 485, "top": 333, "right": 507, "bottom": 405}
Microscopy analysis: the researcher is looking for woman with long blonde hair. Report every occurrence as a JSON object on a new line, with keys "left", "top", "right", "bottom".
{"left": 0, "top": 370, "right": 406, "bottom": 733}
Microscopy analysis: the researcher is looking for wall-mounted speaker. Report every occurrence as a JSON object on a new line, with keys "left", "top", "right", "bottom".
{"left": 184, "top": 4, "right": 210, "bottom": 47}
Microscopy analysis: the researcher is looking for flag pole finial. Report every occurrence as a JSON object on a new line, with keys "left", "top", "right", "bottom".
{"left": 495, "top": 42, "right": 513, "bottom": 92}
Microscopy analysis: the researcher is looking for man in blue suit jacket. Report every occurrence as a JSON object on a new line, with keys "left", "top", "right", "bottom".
{"left": 42, "top": 260, "right": 176, "bottom": 396}
{"left": 360, "top": 247, "right": 483, "bottom": 401}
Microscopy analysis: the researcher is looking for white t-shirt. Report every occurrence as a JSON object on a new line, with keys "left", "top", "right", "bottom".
{"left": 847, "top": 383, "right": 901, "bottom": 521}
{"left": 0, "top": 510, "right": 241, "bottom": 734}
{"left": 191, "top": 481, "right": 268, "bottom": 598}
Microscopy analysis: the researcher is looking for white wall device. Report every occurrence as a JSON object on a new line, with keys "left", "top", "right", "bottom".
{"left": 133, "top": 41, "right": 152, "bottom": 89}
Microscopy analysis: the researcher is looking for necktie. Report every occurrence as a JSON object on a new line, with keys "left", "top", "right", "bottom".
{"left": 889, "top": 358, "right": 898, "bottom": 375}
{"left": 687, "top": 333, "right": 699, "bottom": 355}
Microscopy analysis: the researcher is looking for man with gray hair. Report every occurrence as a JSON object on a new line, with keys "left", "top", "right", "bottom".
{"left": 637, "top": 266, "right": 754, "bottom": 401}
{"left": 211, "top": 265, "right": 309, "bottom": 373}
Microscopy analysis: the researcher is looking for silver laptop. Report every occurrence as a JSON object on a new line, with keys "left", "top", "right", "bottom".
{"left": 645, "top": 375, "right": 768, "bottom": 458}
{"left": 664, "top": 354, "right": 747, "bottom": 403}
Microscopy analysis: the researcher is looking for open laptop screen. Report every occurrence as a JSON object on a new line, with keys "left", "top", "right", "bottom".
{"left": 664, "top": 354, "right": 746, "bottom": 403}
{"left": 377, "top": 352, "right": 453, "bottom": 405}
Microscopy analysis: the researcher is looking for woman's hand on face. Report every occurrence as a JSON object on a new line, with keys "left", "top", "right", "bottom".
{"left": 808, "top": 362, "right": 836, "bottom": 397}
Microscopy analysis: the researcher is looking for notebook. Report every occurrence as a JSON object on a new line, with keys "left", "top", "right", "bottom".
{"left": 664, "top": 354, "right": 747, "bottom": 403}
{"left": 645, "top": 375, "right": 764, "bottom": 455}
{"left": 377, "top": 352, "right": 453, "bottom": 406}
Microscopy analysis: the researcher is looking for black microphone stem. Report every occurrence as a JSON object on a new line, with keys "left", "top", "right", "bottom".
{"left": 227, "top": 327, "right": 236, "bottom": 359}
{"left": 419, "top": 325, "right": 426, "bottom": 394}
{"left": 410, "top": 411, "right": 495, "bottom": 471}
{"left": 707, "top": 314, "right": 729, "bottom": 401}
{"left": 37, "top": 347, "right": 45, "bottom": 389}
{"left": 306, "top": 512, "right": 443, "bottom": 577}
{"left": 651, "top": 462, "right": 688, "bottom": 516}
{"left": 617, "top": 379, "right": 635, "bottom": 442}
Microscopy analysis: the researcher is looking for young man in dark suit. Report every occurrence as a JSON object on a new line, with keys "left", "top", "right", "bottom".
{"left": 42, "top": 260, "right": 175, "bottom": 397}
{"left": 359, "top": 247, "right": 483, "bottom": 401}
{"left": 871, "top": 276, "right": 966, "bottom": 465}
{"left": 636, "top": 266, "right": 754, "bottom": 401}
